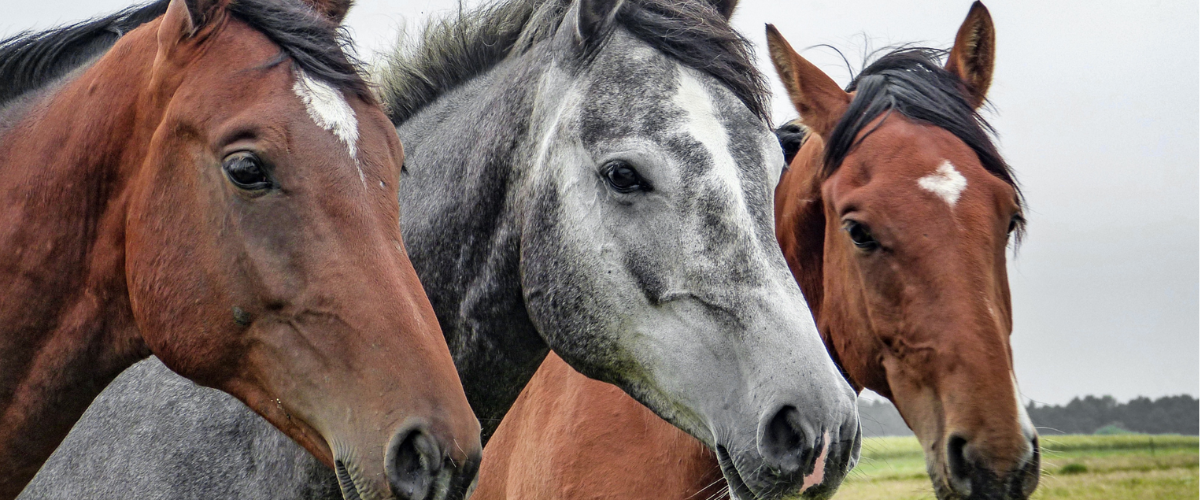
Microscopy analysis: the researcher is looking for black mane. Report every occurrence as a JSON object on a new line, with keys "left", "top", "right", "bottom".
{"left": 0, "top": 1, "right": 169, "bottom": 105}
{"left": 378, "top": 0, "right": 768, "bottom": 124}
{"left": 226, "top": 0, "right": 369, "bottom": 100}
{"left": 0, "top": 0, "right": 368, "bottom": 107}
{"left": 823, "top": 48, "right": 1022, "bottom": 212}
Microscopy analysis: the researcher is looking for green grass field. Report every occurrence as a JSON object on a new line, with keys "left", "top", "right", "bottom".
{"left": 837, "top": 435, "right": 1199, "bottom": 499}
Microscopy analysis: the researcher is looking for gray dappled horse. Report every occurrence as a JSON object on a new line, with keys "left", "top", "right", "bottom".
{"left": 24, "top": 0, "right": 859, "bottom": 498}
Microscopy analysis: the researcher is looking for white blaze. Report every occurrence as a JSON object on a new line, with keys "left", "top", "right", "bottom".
{"left": 1013, "top": 373, "right": 1035, "bottom": 435}
{"left": 763, "top": 130, "right": 786, "bottom": 189}
{"left": 292, "top": 69, "right": 363, "bottom": 183}
{"left": 918, "top": 160, "right": 968, "bottom": 207}
{"left": 672, "top": 70, "right": 745, "bottom": 209}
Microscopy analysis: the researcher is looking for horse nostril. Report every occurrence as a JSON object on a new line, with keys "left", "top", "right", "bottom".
{"left": 946, "top": 433, "right": 973, "bottom": 495}
{"left": 760, "top": 405, "right": 811, "bottom": 475}
{"left": 386, "top": 423, "right": 444, "bottom": 500}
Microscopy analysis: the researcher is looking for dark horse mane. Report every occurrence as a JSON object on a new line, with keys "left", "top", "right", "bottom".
{"left": 823, "top": 47, "right": 1024, "bottom": 234}
{"left": 0, "top": 0, "right": 369, "bottom": 108}
{"left": 378, "top": 0, "right": 769, "bottom": 124}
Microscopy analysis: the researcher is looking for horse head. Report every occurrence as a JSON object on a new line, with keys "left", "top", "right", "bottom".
{"left": 0, "top": 0, "right": 481, "bottom": 497}
{"left": 769, "top": 4, "right": 1038, "bottom": 498}
{"left": 512, "top": 0, "right": 861, "bottom": 496}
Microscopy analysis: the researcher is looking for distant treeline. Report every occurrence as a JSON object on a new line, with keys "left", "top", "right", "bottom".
{"left": 856, "top": 394, "right": 1199, "bottom": 437}
{"left": 858, "top": 399, "right": 913, "bottom": 437}
{"left": 1027, "top": 395, "right": 1198, "bottom": 435}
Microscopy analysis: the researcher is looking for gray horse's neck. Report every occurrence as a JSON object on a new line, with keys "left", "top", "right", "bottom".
{"left": 395, "top": 50, "right": 553, "bottom": 441}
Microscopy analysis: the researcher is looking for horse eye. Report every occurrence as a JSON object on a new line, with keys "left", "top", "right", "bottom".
{"left": 602, "top": 161, "right": 651, "bottom": 193}
{"left": 223, "top": 153, "right": 272, "bottom": 191}
{"left": 1007, "top": 214, "right": 1024, "bottom": 234}
{"left": 843, "top": 220, "right": 880, "bottom": 251}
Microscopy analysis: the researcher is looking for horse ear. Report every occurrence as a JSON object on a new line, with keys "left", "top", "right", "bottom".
{"left": 303, "top": 0, "right": 353, "bottom": 24}
{"left": 575, "top": 0, "right": 624, "bottom": 45}
{"left": 765, "top": 24, "right": 850, "bottom": 139}
{"left": 708, "top": 0, "right": 738, "bottom": 20}
{"left": 158, "top": 0, "right": 228, "bottom": 52}
{"left": 158, "top": 0, "right": 197, "bottom": 51}
{"left": 945, "top": 1, "right": 995, "bottom": 109}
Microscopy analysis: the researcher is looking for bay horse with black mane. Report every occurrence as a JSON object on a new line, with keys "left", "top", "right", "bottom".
{"left": 0, "top": 0, "right": 482, "bottom": 498}
{"left": 24, "top": 0, "right": 860, "bottom": 498}
{"left": 475, "top": 3, "right": 1040, "bottom": 500}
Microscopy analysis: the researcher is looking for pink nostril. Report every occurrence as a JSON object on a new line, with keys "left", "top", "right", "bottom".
{"left": 800, "top": 432, "right": 830, "bottom": 492}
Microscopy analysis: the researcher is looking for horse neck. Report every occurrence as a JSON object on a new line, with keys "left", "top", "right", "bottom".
{"left": 396, "top": 55, "right": 553, "bottom": 442}
{"left": 0, "top": 31, "right": 162, "bottom": 493}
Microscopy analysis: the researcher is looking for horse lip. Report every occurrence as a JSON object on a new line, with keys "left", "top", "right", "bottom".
{"left": 441, "top": 453, "right": 483, "bottom": 500}
{"left": 335, "top": 459, "right": 365, "bottom": 500}
{"left": 429, "top": 467, "right": 454, "bottom": 500}
{"left": 715, "top": 445, "right": 757, "bottom": 500}
{"left": 926, "top": 457, "right": 968, "bottom": 500}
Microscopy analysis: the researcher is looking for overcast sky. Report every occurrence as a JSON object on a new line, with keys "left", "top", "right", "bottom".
{"left": 5, "top": 1, "right": 1197, "bottom": 406}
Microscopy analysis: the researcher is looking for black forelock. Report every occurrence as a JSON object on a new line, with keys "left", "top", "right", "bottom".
{"left": 226, "top": 0, "right": 370, "bottom": 101}
{"left": 379, "top": 0, "right": 768, "bottom": 125}
{"left": 823, "top": 48, "right": 1022, "bottom": 213}
{"left": 0, "top": 0, "right": 368, "bottom": 108}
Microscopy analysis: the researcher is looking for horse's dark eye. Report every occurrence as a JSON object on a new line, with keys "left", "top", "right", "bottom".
{"left": 1007, "top": 214, "right": 1024, "bottom": 234}
{"left": 223, "top": 153, "right": 272, "bottom": 191}
{"left": 602, "top": 161, "right": 650, "bottom": 193}
{"left": 843, "top": 220, "right": 880, "bottom": 251}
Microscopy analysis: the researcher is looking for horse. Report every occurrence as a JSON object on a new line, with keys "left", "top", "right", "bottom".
{"left": 21, "top": 0, "right": 862, "bottom": 498}
{"left": 0, "top": 0, "right": 483, "bottom": 498}
{"left": 473, "top": 3, "right": 1041, "bottom": 500}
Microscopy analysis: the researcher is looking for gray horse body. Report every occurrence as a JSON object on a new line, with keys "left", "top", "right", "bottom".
{"left": 21, "top": 359, "right": 338, "bottom": 499}
{"left": 395, "top": 52, "right": 550, "bottom": 431}
{"left": 24, "top": 0, "right": 860, "bottom": 498}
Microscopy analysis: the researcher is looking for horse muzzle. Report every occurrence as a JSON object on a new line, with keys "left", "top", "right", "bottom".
{"left": 934, "top": 432, "right": 1040, "bottom": 500}
{"left": 335, "top": 420, "right": 482, "bottom": 500}
{"left": 716, "top": 405, "right": 861, "bottom": 500}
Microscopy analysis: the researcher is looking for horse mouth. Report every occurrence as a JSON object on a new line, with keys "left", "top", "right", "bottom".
{"left": 715, "top": 445, "right": 757, "bottom": 500}
{"left": 336, "top": 459, "right": 365, "bottom": 500}
{"left": 926, "top": 449, "right": 1040, "bottom": 500}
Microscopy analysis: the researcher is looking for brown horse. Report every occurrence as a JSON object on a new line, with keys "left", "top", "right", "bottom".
{"left": 474, "top": 3, "right": 1039, "bottom": 500}
{"left": 0, "top": 0, "right": 481, "bottom": 498}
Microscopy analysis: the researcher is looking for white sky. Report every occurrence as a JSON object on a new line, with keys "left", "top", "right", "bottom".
{"left": 4, "top": 0, "right": 1197, "bottom": 406}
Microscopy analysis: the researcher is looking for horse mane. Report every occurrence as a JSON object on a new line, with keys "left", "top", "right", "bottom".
{"left": 377, "top": 0, "right": 768, "bottom": 124}
{"left": 823, "top": 47, "right": 1024, "bottom": 233}
{"left": 775, "top": 119, "right": 807, "bottom": 166}
{"left": 0, "top": 1, "right": 169, "bottom": 105}
{"left": 0, "top": 0, "right": 370, "bottom": 107}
